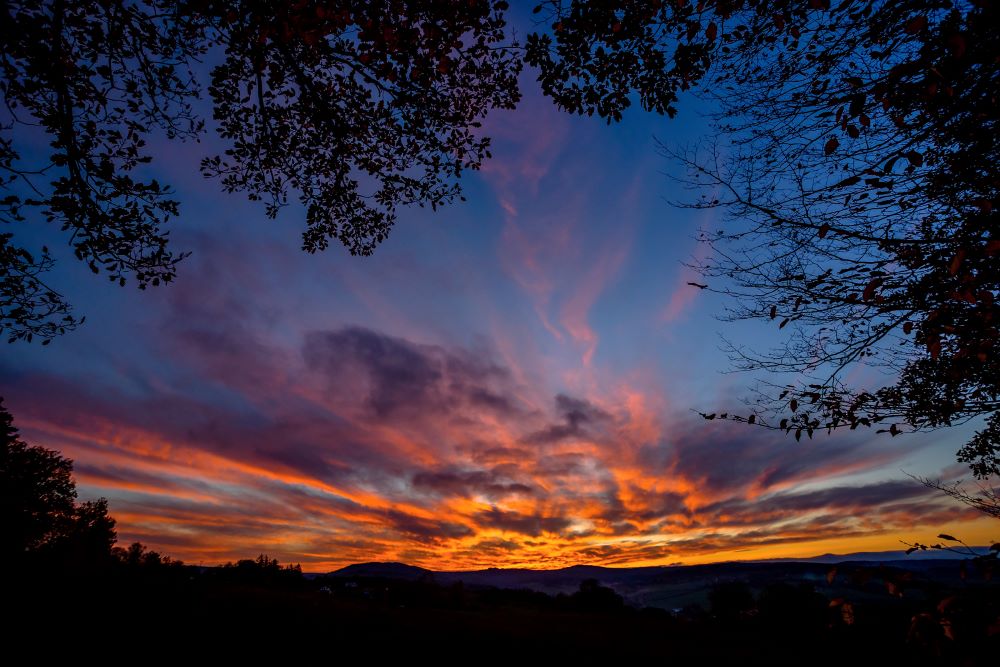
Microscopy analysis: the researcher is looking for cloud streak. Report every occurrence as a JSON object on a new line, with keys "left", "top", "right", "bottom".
{"left": 2, "top": 78, "right": 987, "bottom": 572}
{"left": 2, "top": 317, "right": 982, "bottom": 571}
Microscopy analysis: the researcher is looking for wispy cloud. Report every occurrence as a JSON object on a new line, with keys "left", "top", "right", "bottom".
{"left": 3, "top": 314, "right": 982, "bottom": 570}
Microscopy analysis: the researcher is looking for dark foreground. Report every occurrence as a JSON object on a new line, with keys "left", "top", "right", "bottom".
{"left": 8, "top": 558, "right": 999, "bottom": 664}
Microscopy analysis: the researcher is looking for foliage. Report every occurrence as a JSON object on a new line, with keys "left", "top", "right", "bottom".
{"left": 1, "top": 0, "right": 521, "bottom": 341}
{"left": 526, "top": 0, "right": 713, "bottom": 121}
{"left": 757, "top": 582, "right": 828, "bottom": 629}
{"left": 1, "top": 397, "right": 77, "bottom": 559}
{"left": 1, "top": 0, "right": 205, "bottom": 341}
{"left": 211, "top": 553, "right": 305, "bottom": 587}
{"left": 113, "top": 540, "right": 184, "bottom": 569}
{"left": 524, "top": 0, "right": 999, "bottom": 476}
{"left": 909, "top": 473, "right": 1000, "bottom": 520}
{"left": 202, "top": 0, "right": 521, "bottom": 256}
{"left": 678, "top": 1, "right": 1000, "bottom": 478}
{"left": 901, "top": 532, "right": 999, "bottom": 578}
{"left": 0, "top": 397, "right": 116, "bottom": 566}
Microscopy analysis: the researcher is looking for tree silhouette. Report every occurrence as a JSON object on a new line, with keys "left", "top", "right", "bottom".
{"left": 908, "top": 473, "right": 1000, "bottom": 521}
{"left": 215, "top": 553, "right": 304, "bottom": 587}
{"left": 2, "top": 0, "right": 205, "bottom": 342}
{"left": 569, "top": 577, "right": 625, "bottom": 613}
{"left": 524, "top": 1, "right": 862, "bottom": 123}
{"left": 1, "top": 397, "right": 77, "bottom": 562}
{"left": 58, "top": 496, "right": 117, "bottom": 569}
{"left": 0, "top": 398, "right": 116, "bottom": 567}
{"left": 526, "top": 1, "right": 998, "bottom": 475}
{"left": 2, "top": 0, "right": 521, "bottom": 342}
{"left": 673, "top": 1, "right": 1000, "bottom": 477}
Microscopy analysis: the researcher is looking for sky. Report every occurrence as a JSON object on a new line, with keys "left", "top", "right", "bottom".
{"left": 2, "top": 14, "right": 996, "bottom": 572}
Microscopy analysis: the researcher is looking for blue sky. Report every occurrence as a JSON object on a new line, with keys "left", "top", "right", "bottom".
{"left": 1, "top": 8, "right": 991, "bottom": 569}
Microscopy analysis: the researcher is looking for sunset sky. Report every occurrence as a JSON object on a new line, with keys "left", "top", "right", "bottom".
{"left": 2, "top": 11, "right": 995, "bottom": 572}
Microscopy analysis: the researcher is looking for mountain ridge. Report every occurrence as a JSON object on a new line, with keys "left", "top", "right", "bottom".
{"left": 328, "top": 546, "right": 993, "bottom": 578}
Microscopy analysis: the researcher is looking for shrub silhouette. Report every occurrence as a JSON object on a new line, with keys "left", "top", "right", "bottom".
{"left": 568, "top": 578, "right": 625, "bottom": 613}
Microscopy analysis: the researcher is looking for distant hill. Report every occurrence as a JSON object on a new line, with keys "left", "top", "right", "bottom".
{"left": 761, "top": 548, "right": 993, "bottom": 563}
{"left": 328, "top": 549, "right": 993, "bottom": 610}
{"left": 329, "top": 547, "right": 992, "bottom": 579}
{"left": 332, "top": 562, "right": 434, "bottom": 580}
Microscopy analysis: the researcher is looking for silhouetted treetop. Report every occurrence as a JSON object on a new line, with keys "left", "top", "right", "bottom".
{"left": 2, "top": 0, "right": 206, "bottom": 342}
{"left": 2, "top": 0, "right": 521, "bottom": 341}
{"left": 532, "top": 0, "right": 999, "bottom": 476}
{"left": 0, "top": 397, "right": 116, "bottom": 566}
{"left": 524, "top": 0, "right": 853, "bottom": 122}
{"left": 201, "top": 0, "right": 522, "bottom": 256}
{"left": 1, "top": 398, "right": 77, "bottom": 559}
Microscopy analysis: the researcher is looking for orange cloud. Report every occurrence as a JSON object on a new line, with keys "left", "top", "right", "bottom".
{"left": 4, "top": 316, "right": 990, "bottom": 572}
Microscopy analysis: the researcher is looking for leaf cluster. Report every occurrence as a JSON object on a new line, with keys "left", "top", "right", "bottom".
{"left": 1, "top": 1, "right": 522, "bottom": 338}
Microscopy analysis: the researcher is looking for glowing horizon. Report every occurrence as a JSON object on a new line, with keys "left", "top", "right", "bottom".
{"left": 2, "top": 32, "right": 994, "bottom": 571}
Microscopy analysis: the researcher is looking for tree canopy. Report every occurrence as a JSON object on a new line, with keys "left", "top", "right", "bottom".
{"left": 1, "top": 0, "right": 521, "bottom": 342}
{"left": 1, "top": 397, "right": 77, "bottom": 559}
{"left": 676, "top": 0, "right": 998, "bottom": 477}
{"left": 0, "top": 398, "right": 116, "bottom": 566}
{"left": 525, "top": 0, "right": 999, "bottom": 477}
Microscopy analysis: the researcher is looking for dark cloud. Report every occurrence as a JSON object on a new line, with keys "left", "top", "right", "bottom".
{"left": 385, "top": 509, "right": 474, "bottom": 543}
{"left": 572, "top": 541, "right": 674, "bottom": 565}
{"left": 474, "top": 507, "right": 574, "bottom": 537}
{"left": 74, "top": 462, "right": 207, "bottom": 496}
{"left": 531, "top": 452, "right": 588, "bottom": 476}
{"left": 412, "top": 467, "right": 534, "bottom": 499}
{"left": 468, "top": 446, "right": 533, "bottom": 463}
{"left": 522, "top": 394, "right": 611, "bottom": 445}
{"left": 643, "top": 417, "right": 912, "bottom": 499}
{"left": 302, "top": 327, "right": 524, "bottom": 421}
{"left": 699, "top": 479, "right": 936, "bottom": 523}
{"left": 304, "top": 327, "right": 442, "bottom": 418}
{"left": 663, "top": 521, "right": 876, "bottom": 555}
{"left": 471, "top": 537, "right": 522, "bottom": 553}
{"left": 254, "top": 444, "right": 354, "bottom": 486}
{"left": 607, "top": 521, "right": 642, "bottom": 536}
{"left": 618, "top": 486, "right": 689, "bottom": 522}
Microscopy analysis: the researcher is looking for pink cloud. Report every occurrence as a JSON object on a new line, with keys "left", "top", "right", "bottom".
{"left": 558, "top": 235, "right": 631, "bottom": 366}
{"left": 3, "top": 319, "right": 963, "bottom": 571}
